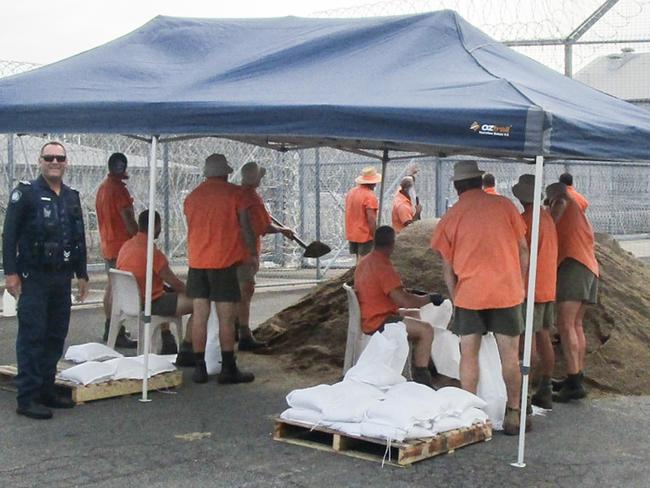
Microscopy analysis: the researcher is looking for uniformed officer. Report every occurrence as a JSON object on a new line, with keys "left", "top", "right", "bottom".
{"left": 2, "top": 141, "right": 89, "bottom": 420}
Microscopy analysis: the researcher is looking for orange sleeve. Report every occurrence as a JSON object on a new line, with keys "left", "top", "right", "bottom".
{"left": 379, "top": 263, "right": 403, "bottom": 295}
{"left": 430, "top": 218, "right": 453, "bottom": 262}
{"left": 397, "top": 203, "right": 413, "bottom": 224}
{"left": 364, "top": 192, "right": 379, "bottom": 211}
{"left": 153, "top": 247, "right": 168, "bottom": 274}
{"left": 114, "top": 185, "right": 134, "bottom": 210}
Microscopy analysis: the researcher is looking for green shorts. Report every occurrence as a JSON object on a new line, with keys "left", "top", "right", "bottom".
{"left": 150, "top": 292, "right": 178, "bottom": 316}
{"left": 237, "top": 263, "right": 258, "bottom": 285}
{"left": 556, "top": 258, "right": 598, "bottom": 304}
{"left": 186, "top": 266, "right": 241, "bottom": 303}
{"left": 453, "top": 304, "right": 524, "bottom": 337}
{"left": 522, "top": 301, "right": 555, "bottom": 332}
{"left": 349, "top": 240, "right": 373, "bottom": 256}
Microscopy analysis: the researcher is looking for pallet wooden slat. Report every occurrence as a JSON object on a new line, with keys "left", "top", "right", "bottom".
{"left": 273, "top": 418, "right": 492, "bottom": 467}
{"left": 0, "top": 363, "right": 183, "bottom": 404}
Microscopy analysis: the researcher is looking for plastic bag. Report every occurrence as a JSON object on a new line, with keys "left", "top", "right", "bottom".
{"left": 205, "top": 303, "right": 222, "bottom": 375}
{"left": 65, "top": 343, "right": 123, "bottom": 363}
{"left": 476, "top": 333, "right": 507, "bottom": 430}
{"left": 431, "top": 328, "right": 461, "bottom": 379}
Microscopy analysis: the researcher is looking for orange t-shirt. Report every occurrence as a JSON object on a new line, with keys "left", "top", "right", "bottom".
{"left": 391, "top": 191, "right": 414, "bottom": 233}
{"left": 521, "top": 206, "right": 558, "bottom": 303}
{"left": 567, "top": 186, "right": 589, "bottom": 212}
{"left": 242, "top": 186, "right": 272, "bottom": 255}
{"left": 354, "top": 251, "right": 403, "bottom": 333}
{"left": 183, "top": 178, "right": 250, "bottom": 269}
{"left": 116, "top": 232, "right": 168, "bottom": 301}
{"left": 555, "top": 197, "right": 599, "bottom": 276}
{"left": 95, "top": 175, "right": 134, "bottom": 259}
{"left": 431, "top": 189, "right": 526, "bottom": 310}
{"left": 484, "top": 187, "right": 499, "bottom": 195}
{"left": 345, "top": 185, "right": 378, "bottom": 243}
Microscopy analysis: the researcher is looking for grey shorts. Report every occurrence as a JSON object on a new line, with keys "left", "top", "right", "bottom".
{"left": 151, "top": 292, "right": 178, "bottom": 317}
{"left": 237, "top": 263, "right": 258, "bottom": 285}
{"left": 556, "top": 258, "right": 598, "bottom": 304}
{"left": 522, "top": 301, "right": 555, "bottom": 333}
{"left": 453, "top": 304, "right": 524, "bottom": 337}
{"left": 104, "top": 258, "right": 117, "bottom": 273}
{"left": 186, "top": 266, "right": 241, "bottom": 303}
{"left": 349, "top": 240, "right": 373, "bottom": 256}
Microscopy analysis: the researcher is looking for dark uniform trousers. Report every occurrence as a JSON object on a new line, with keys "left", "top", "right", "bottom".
{"left": 15, "top": 270, "right": 72, "bottom": 407}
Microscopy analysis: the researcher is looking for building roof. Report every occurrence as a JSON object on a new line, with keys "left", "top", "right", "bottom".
{"left": 576, "top": 50, "right": 650, "bottom": 102}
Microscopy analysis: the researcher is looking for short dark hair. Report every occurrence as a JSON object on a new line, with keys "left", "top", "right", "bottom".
{"left": 454, "top": 176, "right": 483, "bottom": 194}
{"left": 559, "top": 173, "right": 573, "bottom": 186}
{"left": 482, "top": 173, "right": 495, "bottom": 187}
{"left": 108, "top": 152, "right": 128, "bottom": 174}
{"left": 40, "top": 141, "right": 66, "bottom": 156}
{"left": 138, "top": 209, "right": 161, "bottom": 232}
{"left": 374, "top": 225, "right": 396, "bottom": 249}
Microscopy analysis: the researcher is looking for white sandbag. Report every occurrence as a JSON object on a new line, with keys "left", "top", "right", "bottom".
{"left": 405, "top": 425, "right": 436, "bottom": 440}
{"left": 328, "top": 422, "right": 363, "bottom": 437}
{"left": 58, "top": 361, "right": 117, "bottom": 385}
{"left": 286, "top": 384, "right": 332, "bottom": 412}
{"left": 64, "top": 343, "right": 123, "bottom": 363}
{"left": 106, "top": 354, "right": 176, "bottom": 380}
{"left": 430, "top": 328, "right": 461, "bottom": 379}
{"left": 460, "top": 407, "right": 489, "bottom": 426}
{"left": 365, "top": 392, "right": 441, "bottom": 432}
{"left": 132, "top": 354, "right": 177, "bottom": 375}
{"left": 344, "top": 323, "right": 408, "bottom": 388}
{"left": 360, "top": 420, "right": 407, "bottom": 442}
{"left": 280, "top": 408, "right": 323, "bottom": 425}
{"left": 205, "top": 303, "right": 222, "bottom": 375}
{"left": 434, "top": 387, "right": 487, "bottom": 417}
{"left": 476, "top": 333, "right": 507, "bottom": 431}
{"left": 419, "top": 299, "right": 453, "bottom": 330}
{"left": 430, "top": 415, "right": 466, "bottom": 435}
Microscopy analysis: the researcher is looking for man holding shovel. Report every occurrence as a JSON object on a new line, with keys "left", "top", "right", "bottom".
{"left": 236, "top": 162, "right": 294, "bottom": 350}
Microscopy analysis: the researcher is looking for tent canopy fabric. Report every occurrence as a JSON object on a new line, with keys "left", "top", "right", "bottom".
{"left": 1, "top": 10, "right": 650, "bottom": 161}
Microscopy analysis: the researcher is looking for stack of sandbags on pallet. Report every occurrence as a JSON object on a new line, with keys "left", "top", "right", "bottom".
{"left": 281, "top": 322, "right": 489, "bottom": 442}
{"left": 59, "top": 343, "right": 176, "bottom": 385}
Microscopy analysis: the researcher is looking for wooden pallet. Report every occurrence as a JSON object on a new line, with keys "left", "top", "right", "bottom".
{"left": 273, "top": 418, "right": 492, "bottom": 467}
{"left": 0, "top": 362, "right": 183, "bottom": 404}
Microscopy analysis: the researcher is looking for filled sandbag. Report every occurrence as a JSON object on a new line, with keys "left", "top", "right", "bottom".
{"left": 58, "top": 361, "right": 117, "bottom": 385}
{"left": 64, "top": 343, "right": 123, "bottom": 363}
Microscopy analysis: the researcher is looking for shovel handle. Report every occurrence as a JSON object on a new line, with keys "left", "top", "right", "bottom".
{"left": 269, "top": 214, "right": 308, "bottom": 249}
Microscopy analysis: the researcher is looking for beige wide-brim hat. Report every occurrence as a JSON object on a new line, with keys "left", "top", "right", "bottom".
{"left": 545, "top": 182, "right": 568, "bottom": 201}
{"left": 241, "top": 161, "right": 267, "bottom": 186}
{"left": 204, "top": 153, "right": 233, "bottom": 177}
{"left": 452, "top": 160, "right": 484, "bottom": 181}
{"left": 512, "top": 174, "right": 535, "bottom": 203}
{"left": 356, "top": 166, "right": 382, "bottom": 185}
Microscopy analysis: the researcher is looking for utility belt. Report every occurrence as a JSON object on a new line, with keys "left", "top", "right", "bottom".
{"left": 19, "top": 240, "right": 82, "bottom": 272}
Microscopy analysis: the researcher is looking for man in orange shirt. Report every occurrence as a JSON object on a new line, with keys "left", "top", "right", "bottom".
{"left": 355, "top": 226, "right": 444, "bottom": 387}
{"left": 482, "top": 173, "right": 499, "bottom": 195}
{"left": 345, "top": 167, "right": 380, "bottom": 261}
{"left": 116, "top": 210, "right": 195, "bottom": 356}
{"left": 512, "top": 175, "right": 558, "bottom": 410}
{"left": 96, "top": 153, "right": 137, "bottom": 348}
{"left": 237, "top": 162, "right": 294, "bottom": 351}
{"left": 431, "top": 161, "right": 530, "bottom": 435}
{"left": 184, "top": 154, "right": 258, "bottom": 384}
{"left": 391, "top": 176, "right": 422, "bottom": 233}
{"left": 546, "top": 182, "right": 599, "bottom": 403}
{"left": 559, "top": 173, "right": 589, "bottom": 212}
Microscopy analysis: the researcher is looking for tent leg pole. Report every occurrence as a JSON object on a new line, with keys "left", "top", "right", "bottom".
{"left": 140, "top": 135, "right": 159, "bottom": 403}
{"left": 512, "top": 155, "right": 545, "bottom": 467}
{"left": 377, "top": 150, "right": 389, "bottom": 225}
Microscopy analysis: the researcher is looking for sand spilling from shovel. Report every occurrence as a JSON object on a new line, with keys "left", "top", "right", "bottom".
{"left": 256, "top": 219, "right": 650, "bottom": 394}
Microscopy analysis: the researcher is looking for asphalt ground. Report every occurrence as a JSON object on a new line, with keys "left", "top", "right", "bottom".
{"left": 1, "top": 286, "right": 650, "bottom": 487}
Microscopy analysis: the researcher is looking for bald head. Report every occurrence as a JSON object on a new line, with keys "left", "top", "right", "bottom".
{"left": 546, "top": 182, "right": 568, "bottom": 203}
{"left": 400, "top": 176, "right": 414, "bottom": 192}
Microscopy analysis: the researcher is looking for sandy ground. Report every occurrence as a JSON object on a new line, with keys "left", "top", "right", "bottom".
{"left": 1, "top": 288, "right": 650, "bottom": 487}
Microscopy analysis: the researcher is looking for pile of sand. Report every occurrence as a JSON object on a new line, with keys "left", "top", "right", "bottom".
{"left": 256, "top": 219, "right": 650, "bottom": 394}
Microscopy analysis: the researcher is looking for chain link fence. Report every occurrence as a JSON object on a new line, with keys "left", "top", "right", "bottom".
{"left": 1, "top": 1, "right": 650, "bottom": 280}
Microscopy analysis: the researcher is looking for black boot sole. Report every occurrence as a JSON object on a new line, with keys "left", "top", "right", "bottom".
{"left": 16, "top": 407, "right": 53, "bottom": 420}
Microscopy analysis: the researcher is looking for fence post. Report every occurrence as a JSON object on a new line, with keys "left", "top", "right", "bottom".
{"left": 435, "top": 158, "right": 446, "bottom": 217}
{"left": 298, "top": 150, "right": 306, "bottom": 268}
{"left": 162, "top": 142, "right": 170, "bottom": 256}
{"left": 564, "top": 42, "right": 573, "bottom": 78}
{"left": 315, "top": 147, "right": 322, "bottom": 280}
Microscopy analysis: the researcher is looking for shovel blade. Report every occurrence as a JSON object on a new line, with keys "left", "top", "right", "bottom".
{"left": 302, "top": 241, "right": 331, "bottom": 258}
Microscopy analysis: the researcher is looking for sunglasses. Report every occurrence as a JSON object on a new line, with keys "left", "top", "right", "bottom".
{"left": 41, "top": 155, "right": 67, "bottom": 163}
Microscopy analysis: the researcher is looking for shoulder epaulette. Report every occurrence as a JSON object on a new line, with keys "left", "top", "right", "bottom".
{"left": 18, "top": 180, "right": 31, "bottom": 186}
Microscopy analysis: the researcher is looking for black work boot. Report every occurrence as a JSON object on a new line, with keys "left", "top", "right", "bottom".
{"left": 553, "top": 372, "right": 586, "bottom": 403}
{"left": 217, "top": 351, "right": 255, "bottom": 384}
{"left": 38, "top": 393, "right": 75, "bottom": 409}
{"left": 412, "top": 367, "right": 433, "bottom": 388}
{"left": 238, "top": 333, "right": 268, "bottom": 352}
{"left": 192, "top": 359, "right": 208, "bottom": 384}
{"left": 175, "top": 341, "right": 196, "bottom": 367}
{"left": 160, "top": 330, "right": 178, "bottom": 355}
{"left": 503, "top": 407, "right": 532, "bottom": 435}
{"left": 115, "top": 326, "right": 137, "bottom": 349}
{"left": 532, "top": 376, "right": 553, "bottom": 410}
{"left": 16, "top": 403, "right": 53, "bottom": 420}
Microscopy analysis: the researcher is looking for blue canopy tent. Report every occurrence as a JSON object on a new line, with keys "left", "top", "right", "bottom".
{"left": 1, "top": 10, "right": 649, "bottom": 466}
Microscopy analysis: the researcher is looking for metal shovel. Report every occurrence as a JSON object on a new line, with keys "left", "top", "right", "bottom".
{"left": 270, "top": 215, "right": 331, "bottom": 258}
